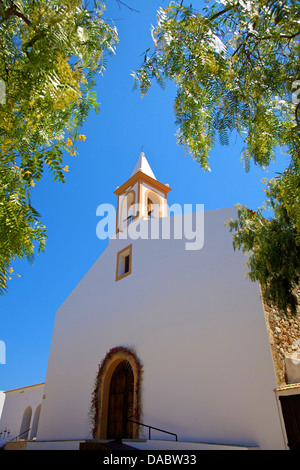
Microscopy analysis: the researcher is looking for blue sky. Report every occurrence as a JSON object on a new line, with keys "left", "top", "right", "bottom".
{"left": 0, "top": 0, "right": 290, "bottom": 391}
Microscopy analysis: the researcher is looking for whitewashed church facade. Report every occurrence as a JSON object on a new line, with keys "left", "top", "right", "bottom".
{"left": 0, "top": 154, "right": 297, "bottom": 450}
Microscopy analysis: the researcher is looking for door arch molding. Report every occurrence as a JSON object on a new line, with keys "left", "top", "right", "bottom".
{"left": 91, "top": 346, "right": 143, "bottom": 439}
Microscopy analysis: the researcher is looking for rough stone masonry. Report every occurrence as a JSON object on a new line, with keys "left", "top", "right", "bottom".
{"left": 264, "top": 289, "right": 300, "bottom": 386}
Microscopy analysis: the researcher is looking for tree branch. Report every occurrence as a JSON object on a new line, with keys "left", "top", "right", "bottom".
{"left": 209, "top": 4, "right": 235, "bottom": 22}
{"left": 259, "top": 31, "right": 300, "bottom": 41}
{"left": 115, "top": 0, "right": 140, "bottom": 13}
{"left": 0, "top": 0, "right": 32, "bottom": 26}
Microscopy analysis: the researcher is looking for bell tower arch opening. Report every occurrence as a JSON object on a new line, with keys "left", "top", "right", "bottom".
{"left": 145, "top": 189, "right": 162, "bottom": 219}
{"left": 120, "top": 190, "right": 136, "bottom": 231}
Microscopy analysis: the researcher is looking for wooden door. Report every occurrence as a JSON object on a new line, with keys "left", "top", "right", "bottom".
{"left": 107, "top": 360, "right": 134, "bottom": 439}
{"left": 279, "top": 394, "right": 300, "bottom": 450}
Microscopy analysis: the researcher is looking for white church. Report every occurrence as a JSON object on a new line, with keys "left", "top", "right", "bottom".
{"left": 1, "top": 153, "right": 299, "bottom": 450}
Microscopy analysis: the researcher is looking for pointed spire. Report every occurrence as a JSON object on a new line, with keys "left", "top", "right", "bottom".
{"left": 131, "top": 152, "right": 156, "bottom": 180}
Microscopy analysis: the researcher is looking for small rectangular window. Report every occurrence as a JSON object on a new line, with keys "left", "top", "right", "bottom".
{"left": 124, "top": 255, "right": 130, "bottom": 274}
{"left": 116, "top": 244, "right": 132, "bottom": 281}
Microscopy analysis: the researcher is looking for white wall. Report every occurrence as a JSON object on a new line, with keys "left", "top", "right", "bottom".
{"left": 36, "top": 207, "right": 285, "bottom": 449}
{"left": 0, "top": 384, "right": 44, "bottom": 441}
{"left": 0, "top": 392, "right": 5, "bottom": 420}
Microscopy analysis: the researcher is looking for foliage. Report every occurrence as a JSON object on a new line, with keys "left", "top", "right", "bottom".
{"left": 226, "top": 174, "right": 300, "bottom": 316}
{"left": 0, "top": 0, "right": 118, "bottom": 293}
{"left": 135, "top": 0, "right": 300, "bottom": 315}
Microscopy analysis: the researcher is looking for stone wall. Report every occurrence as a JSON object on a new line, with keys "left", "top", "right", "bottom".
{"left": 4, "top": 440, "right": 27, "bottom": 450}
{"left": 264, "top": 290, "right": 300, "bottom": 386}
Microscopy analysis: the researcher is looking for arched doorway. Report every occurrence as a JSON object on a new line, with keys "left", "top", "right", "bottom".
{"left": 30, "top": 404, "right": 41, "bottom": 440}
{"left": 91, "top": 346, "right": 143, "bottom": 440}
{"left": 19, "top": 406, "right": 32, "bottom": 440}
{"left": 107, "top": 360, "right": 134, "bottom": 439}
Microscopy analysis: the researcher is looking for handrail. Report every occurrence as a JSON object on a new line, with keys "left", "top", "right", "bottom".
{"left": 127, "top": 419, "right": 177, "bottom": 441}
{"left": 8, "top": 428, "right": 31, "bottom": 441}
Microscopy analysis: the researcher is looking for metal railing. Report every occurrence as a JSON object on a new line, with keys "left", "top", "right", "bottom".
{"left": 0, "top": 428, "right": 10, "bottom": 440}
{"left": 8, "top": 428, "right": 31, "bottom": 441}
{"left": 127, "top": 419, "right": 178, "bottom": 441}
{"left": 0, "top": 428, "right": 31, "bottom": 450}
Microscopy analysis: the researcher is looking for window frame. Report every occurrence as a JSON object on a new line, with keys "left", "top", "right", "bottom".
{"left": 115, "top": 244, "right": 132, "bottom": 282}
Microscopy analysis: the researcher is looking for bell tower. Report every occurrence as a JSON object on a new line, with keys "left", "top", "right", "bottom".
{"left": 114, "top": 152, "right": 171, "bottom": 234}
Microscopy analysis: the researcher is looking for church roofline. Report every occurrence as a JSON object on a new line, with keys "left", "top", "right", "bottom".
{"left": 114, "top": 170, "right": 171, "bottom": 196}
{"left": 4, "top": 382, "right": 45, "bottom": 394}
